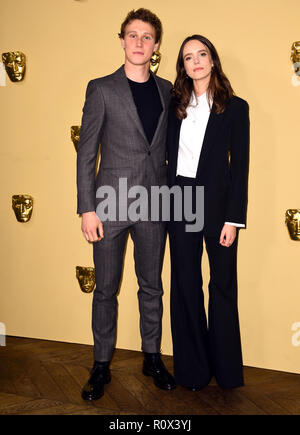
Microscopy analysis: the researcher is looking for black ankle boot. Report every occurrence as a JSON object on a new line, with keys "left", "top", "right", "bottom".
{"left": 81, "top": 361, "right": 111, "bottom": 401}
{"left": 143, "top": 353, "right": 176, "bottom": 390}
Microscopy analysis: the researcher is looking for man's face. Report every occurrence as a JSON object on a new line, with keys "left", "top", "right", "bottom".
{"left": 121, "top": 19, "right": 159, "bottom": 67}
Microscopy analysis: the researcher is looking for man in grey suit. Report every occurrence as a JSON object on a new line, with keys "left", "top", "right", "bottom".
{"left": 77, "top": 8, "right": 176, "bottom": 400}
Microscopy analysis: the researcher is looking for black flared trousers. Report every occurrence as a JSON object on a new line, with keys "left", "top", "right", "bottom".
{"left": 168, "top": 176, "right": 244, "bottom": 389}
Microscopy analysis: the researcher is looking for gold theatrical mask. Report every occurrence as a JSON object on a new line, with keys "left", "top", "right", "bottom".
{"left": 12, "top": 195, "right": 33, "bottom": 222}
{"left": 76, "top": 266, "right": 95, "bottom": 293}
{"left": 2, "top": 51, "right": 26, "bottom": 82}
{"left": 150, "top": 51, "right": 161, "bottom": 75}
{"left": 71, "top": 126, "right": 81, "bottom": 151}
{"left": 285, "top": 209, "right": 300, "bottom": 240}
{"left": 291, "top": 42, "right": 300, "bottom": 75}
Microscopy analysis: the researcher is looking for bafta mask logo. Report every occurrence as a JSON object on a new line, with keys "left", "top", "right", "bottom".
{"left": 150, "top": 51, "right": 161, "bottom": 75}
{"left": 2, "top": 51, "right": 26, "bottom": 82}
{"left": 291, "top": 42, "right": 300, "bottom": 75}
{"left": 76, "top": 266, "right": 95, "bottom": 293}
{"left": 12, "top": 195, "right": 33, "bottom": 223}
{"left": 71, "top": 126, "right": 81, "bottom": 151}
{"left": 285, "top": 209, "right": 300, "bottom": 240}
{"left": 292, "top": 321, "right": 300, "bottom": 347}
{"left": 0, "top": 322, "right": 5, "bottom": 347}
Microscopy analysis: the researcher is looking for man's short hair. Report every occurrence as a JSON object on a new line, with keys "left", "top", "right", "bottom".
{"left": 118, "top": 8, "right": 162, "bottom": 44}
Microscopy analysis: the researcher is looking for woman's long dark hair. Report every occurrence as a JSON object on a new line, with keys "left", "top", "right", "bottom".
{"left": 172, "top": 35, "right": 234, "bottom": 119}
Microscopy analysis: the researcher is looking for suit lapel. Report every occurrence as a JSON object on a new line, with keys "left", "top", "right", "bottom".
{"left": 196, "top": 103, "right": 221, "bottom": 178}
{"left": 112, "top": 65, "right": 149, "bottom": 146}
{"left": 149, "top": 71, "right": 166, "bottom": 148}
{"left": 170, "top": 102, "right": 223, "bottom": 182}
{"left": 112, "top": 66, "right": 167, "bottom": 149}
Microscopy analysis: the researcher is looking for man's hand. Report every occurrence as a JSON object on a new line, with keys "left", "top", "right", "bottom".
{"left": 81, "top": 211, "right": 103, "bottom": 242}
{"left": 219, "top": 224, "right": 236, "bottom": 247}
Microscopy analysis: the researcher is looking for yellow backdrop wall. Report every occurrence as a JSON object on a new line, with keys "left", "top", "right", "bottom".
{"left": 1, "top": 0, "right": 300, "bottom": 374}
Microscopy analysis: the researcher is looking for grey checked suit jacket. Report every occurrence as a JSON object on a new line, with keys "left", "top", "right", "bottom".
{"left": 76, "top": 65, "right": 172, "bottom": 219}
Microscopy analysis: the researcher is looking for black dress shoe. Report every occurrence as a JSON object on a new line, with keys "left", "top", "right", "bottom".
{"left": 143, "top": 353, "right": 176, "bottom": 390}
{"left": 81, "top": 361, "right": 111, "bottom": 401}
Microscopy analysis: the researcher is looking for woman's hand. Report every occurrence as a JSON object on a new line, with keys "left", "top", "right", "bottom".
{"left": 219, "top": 224, "right": 236, "bottom": 247}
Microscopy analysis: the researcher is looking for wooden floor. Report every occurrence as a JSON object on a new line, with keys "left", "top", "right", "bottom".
{"left": 0, "top": 336, "right": 299, "bottom": 415}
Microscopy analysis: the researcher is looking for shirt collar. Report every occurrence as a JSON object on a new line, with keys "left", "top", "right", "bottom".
{"left": 189, "top": 91, "right": 211, "bottom": 109}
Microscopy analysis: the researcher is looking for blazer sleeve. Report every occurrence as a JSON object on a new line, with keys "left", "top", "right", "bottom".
{"left": 76, "top": 80, "right": 105, "bottom": 214}
{"left": 225, "top": 99, "right": 250, "bottom": 226}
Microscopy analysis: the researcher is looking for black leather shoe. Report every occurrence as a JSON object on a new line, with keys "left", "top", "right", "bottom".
{"left": 81, "top": 361, "right": 111, "bottom": 401}
{"left": 143, "top": 353, "right": 176, "bottom": 390}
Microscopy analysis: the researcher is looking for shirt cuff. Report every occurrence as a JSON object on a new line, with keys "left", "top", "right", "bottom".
{"left": 224, "top": 222, "right": 245, "bottom": 228}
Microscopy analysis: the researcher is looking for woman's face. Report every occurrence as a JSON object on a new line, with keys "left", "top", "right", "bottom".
{"left": 182, "top": 39, "right": 213, "bottom": 81}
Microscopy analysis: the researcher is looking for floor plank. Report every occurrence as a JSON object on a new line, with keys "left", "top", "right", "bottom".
{"left": 1, "top": 336, "right": 300, "bottom": 415}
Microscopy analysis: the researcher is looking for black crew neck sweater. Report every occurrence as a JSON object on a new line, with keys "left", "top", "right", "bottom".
{"left": 128, "top": 74, "right": 163, "bottom": 145}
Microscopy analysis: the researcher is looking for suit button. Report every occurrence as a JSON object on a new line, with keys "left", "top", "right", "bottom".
{"left": 148, "top": 151, "right": 151, "bottom": 156}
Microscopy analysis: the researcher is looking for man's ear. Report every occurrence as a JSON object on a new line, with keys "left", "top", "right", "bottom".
{"left": 154, "top": 42, "right": 160, "bottom": 53}
{"left": 120, "top": 38, "right": 125, "bottom": 49}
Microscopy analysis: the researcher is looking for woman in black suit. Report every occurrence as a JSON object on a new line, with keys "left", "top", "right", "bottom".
{"left": 167, "top": 35, "right": 250, "bottom": 391}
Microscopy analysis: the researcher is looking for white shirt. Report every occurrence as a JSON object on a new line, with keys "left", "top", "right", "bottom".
{"left": 176, "top": 91, "right": 210, "bottom": 178}
{"left": 176, "top": 91, "right": 245, "bottom": 228}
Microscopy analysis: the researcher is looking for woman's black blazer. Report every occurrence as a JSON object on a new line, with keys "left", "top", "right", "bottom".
{"left": 167, "top": 95, "right": 250, "bottom": 236}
